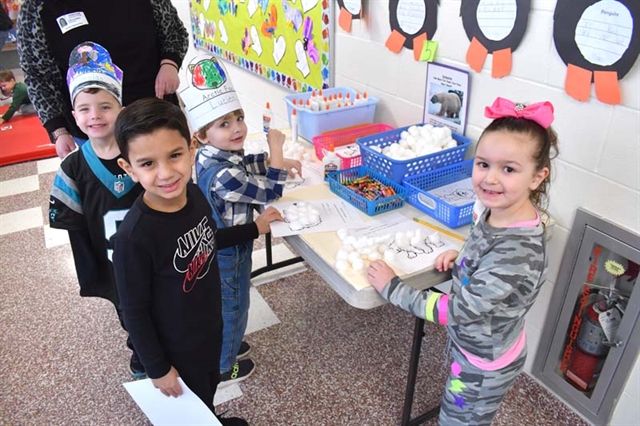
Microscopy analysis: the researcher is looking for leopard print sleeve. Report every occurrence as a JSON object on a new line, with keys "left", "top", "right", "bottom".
{"left": 17, "top": 0, "right": 69, "bottom": 133}
{"left": 150, "top": 0, "right": 189, "bottom": 68}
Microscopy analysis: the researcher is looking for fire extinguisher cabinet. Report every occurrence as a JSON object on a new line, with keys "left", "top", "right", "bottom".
{"left": 533, "top": 209, "right": 640, "bottom": 425}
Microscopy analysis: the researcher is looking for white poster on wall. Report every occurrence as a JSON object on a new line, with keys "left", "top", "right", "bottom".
{"left": 423, "top": 62, "right": 470, "bottom": 136}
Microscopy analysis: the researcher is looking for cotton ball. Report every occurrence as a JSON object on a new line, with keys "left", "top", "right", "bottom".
{"left": 335, "top": 259, "right": 349, "bottom": 272}
{"left": 356, "top": 237, "right": 368, "bottom": 248}
{"left": 371, "top": 145, "right": 383, "bottom": 153}
{"left": 347, "top": 251, "right": 361, "bottom": 263}
{"left": 444, "top": 139, "right": 458, "bottom": 149}
{"left": 400, "top": 130, "right": 409, "bottom": 140}
{"left": 297, "top": 202, "right": 307, "bottom": 208}
{"left": 414, "top": 228, "right": 423, "bottom": 239}
{"left": 408, "top": 125, "right": 420, "bottom": 136}
{"left": 335, "top": 249, "right": 349, "bottom": 261}
{"left": 383, "top": 249, "right": 396, "bottom": 262}
{"left": 396, "top": 234, "right": 407, "bottom": 247}
{"left": 344, "top": 236, "right": 357, "bottom": 246}
{"left": 286, "top": 212, "right": 299, "bottom": 222}
{"left": 399, "top": 138, "right": 410, "bottom": 149}
{"left": 309, "top": 214, "right": 320, "bottom": 225}
{"left": 429, "top": 232, "right": 441, "bottom": 244}
{"left": 410, "top": 236, "right": 422, "bottom": 246}
{"left": 308, "top": 207, "right": 320, "bottom": 216}
{"left": 299, "top": 216, "right": 311, "bottom": 226}
{"left": 367, "top": 251, "right": 381, "bottom": 261}
{"left": 343, "top": 244, "right": 355, "bottom": 253}
{"left": 337, "top": 228, "right": 349, "bottom": 241}
{"left": 351, "top": 258, "right": 365, "bottom": 271}
{"left": 377, "top": 244, "right": 387, "bottom": 254}
{"left": 289, "top": 221, "right": 303, "bottom": 231}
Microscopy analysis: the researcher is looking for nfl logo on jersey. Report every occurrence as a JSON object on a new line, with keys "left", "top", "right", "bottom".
{"left": 114, "top": 181, "right": 125, "bottom": 194}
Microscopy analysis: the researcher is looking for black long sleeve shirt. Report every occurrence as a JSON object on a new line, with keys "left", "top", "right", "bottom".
{"left": 111, "top": 185, "right": 259, "bottom": 378}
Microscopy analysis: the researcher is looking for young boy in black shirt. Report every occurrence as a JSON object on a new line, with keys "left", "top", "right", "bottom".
{"left": 111, "top": 98, "right": 282, "bottom": 425}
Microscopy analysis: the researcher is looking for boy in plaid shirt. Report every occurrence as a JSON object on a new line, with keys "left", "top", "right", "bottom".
{"left": 178, "top": 55, "right": 300, "bottom": 385}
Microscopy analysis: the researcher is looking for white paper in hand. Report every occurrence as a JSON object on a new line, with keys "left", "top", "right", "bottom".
{"left": 123, "top": 378, "right": 222, "bottom": 425}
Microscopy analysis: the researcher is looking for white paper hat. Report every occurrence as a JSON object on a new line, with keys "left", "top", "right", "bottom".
{"left": 67, "top": 42, "right": 123, "bottom": 105}
{"left": 177, "top": 55, "right": 243, "bottom": 132}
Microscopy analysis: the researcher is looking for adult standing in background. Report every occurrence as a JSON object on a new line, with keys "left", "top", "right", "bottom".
{"left": 17, "top": 0, "right": 189, "bottom": 158}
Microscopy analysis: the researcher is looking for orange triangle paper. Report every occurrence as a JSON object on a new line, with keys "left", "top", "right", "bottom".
{"left": 466, "top": 37, "right": 488, "bottom": 73}
{"left": 338, "top": 8, "right": 352, "bottom": 32}
{"left": 565, "top": 64, "right": 592, "bottom": 102}
{"left": 594, "top": 71, "right": 621, "bottom": 105}
{"left": 492, "top": 48, "right": 512, "bottom": 78}
{"left": 385, "top": 30, "right": 405, "bottom": 54}
{"left": 413, "top": 33, "right": 428, "bottom": 61}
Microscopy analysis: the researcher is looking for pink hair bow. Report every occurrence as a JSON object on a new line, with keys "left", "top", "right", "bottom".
{"left": 484, "top": 97, "right": 555, "bottom": 129}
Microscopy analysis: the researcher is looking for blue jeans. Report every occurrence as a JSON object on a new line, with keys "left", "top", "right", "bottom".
{"left": 218, "top": 241, "right": 253, "bottom": 374}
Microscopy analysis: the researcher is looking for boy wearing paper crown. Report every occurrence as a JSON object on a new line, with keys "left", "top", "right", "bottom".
{"left": 178, "top": 55, "right": 301, "bottom": 385}
{"left": 48, "top": 42, "right": 146, "bottom": 377}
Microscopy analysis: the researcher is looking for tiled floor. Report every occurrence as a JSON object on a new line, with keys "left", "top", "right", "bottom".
{"left": 0, "top": 158, "right": 590, "bottom": 425}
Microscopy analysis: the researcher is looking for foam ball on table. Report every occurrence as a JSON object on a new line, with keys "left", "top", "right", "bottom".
{"left": 335, "top": 249, "right": 349, "bottom": 261}
{"left": 335, "top": 259, "right": 349, "bottom": 272}
{"left": 347, "top": 251, "right": 361, "bottom": 263}
{"left": 351, "top": 258, "right": 365, "bottom": 271}
{"left": 383, "top": 249, "right": 396, "bottom": 262}
{"left": 428, "top": 232, "right": 441, "bottom": 244}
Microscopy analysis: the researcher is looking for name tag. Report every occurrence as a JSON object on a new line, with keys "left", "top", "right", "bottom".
{"left": 57, "top": 12, "right": 89, "bottom": 34}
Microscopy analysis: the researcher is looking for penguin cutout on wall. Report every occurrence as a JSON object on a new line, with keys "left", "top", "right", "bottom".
{"left": 385, "top": 0, "right": 439, "bottom": 61}
{"left": 460, "top": 0, "right": 531, "bottom": 78}
{"left": 554, "top": 0, "right": 639, "bottom": 105}
{"left": 337, "top": 0, "right": 363, "bottom": 33}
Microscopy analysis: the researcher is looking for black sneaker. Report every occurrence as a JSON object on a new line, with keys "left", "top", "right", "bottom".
{"left": 217, "top": 416, "right": 249, "bottom": 426}
{"left": 219, "top": 359, "right": 255, "bottom": 387}
{"left": 130, "top": 353, "right": 146, "bottom": 378}
{"left": 237, "top": 341, "right": 251, "bottom": 360}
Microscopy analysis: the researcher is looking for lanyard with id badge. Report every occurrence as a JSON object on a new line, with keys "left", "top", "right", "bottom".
{"left": 56, "top": 11, "right": 88, "bottom": 34}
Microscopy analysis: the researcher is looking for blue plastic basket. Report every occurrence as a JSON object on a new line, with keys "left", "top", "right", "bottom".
{"left": 402, "top": 159, "right": 476, "bottom": 228}
{"left": 327, "top": 166, "right": 409, "bottom": 216}
{"left": 357, "top": 124, "right": 472, "bottom": 183}
{"left": 284, "top": 87, "right": 379, "bottom": 142}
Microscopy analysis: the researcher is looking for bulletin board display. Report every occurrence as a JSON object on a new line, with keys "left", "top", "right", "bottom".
{"left": 189, "top": 0, "right": 331, "bottom": 92}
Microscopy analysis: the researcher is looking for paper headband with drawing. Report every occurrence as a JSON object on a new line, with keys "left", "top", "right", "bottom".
{"left": 67, "top": 42, "right": 123, "bottom": 105}
{"left": 177, "top": 55, "right": 243, "bottom": 132}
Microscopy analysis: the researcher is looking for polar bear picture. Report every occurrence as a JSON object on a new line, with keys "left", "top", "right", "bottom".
{"left": 430, "top": 90, "right": 463, "bottom": 119}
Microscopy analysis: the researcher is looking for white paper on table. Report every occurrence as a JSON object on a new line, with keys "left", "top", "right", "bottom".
{"left": 350, "top": 213, "right": 458, "bottom": 275}
{"left": 123, "top": 378, "right": 221, "bottom": 426}
{"left": 268, "top": 198, "right": 365, "bottom": 237}
{"left": 426, "top": 177, "right": 476, "bottom": 207}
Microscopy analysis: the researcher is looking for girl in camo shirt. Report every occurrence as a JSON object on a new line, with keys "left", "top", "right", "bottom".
{"left": 367, "top": 97, "right": 559, "bottom": 426}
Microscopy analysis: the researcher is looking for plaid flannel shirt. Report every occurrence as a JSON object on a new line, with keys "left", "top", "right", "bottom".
{"left": 195, "top": 145, "right": 287, "bottom": 227}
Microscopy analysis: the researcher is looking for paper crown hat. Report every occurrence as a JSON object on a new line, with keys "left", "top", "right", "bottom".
{"left": 66, "top": 42, "right": 123, "bottom": 105}
{"left": 177, "top": 55, "right": 242, "bottom": 132}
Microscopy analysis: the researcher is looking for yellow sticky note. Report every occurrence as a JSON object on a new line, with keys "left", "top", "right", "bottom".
{"left": 419, "top": 40, "right": 439, "bottom": 62}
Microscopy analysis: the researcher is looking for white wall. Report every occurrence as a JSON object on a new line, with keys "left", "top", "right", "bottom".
{"left": 171, "top": 0, "right": 640, "bottom": 424}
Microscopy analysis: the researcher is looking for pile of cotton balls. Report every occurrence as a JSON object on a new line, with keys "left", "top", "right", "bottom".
{"left": 282, "top": 202, "right": 321, "bottom": 231}
{"left": 334, "top": 229, "right": 395, "bottom": 273}
{"left": 334, "top": 228, "right": 443, "bottom": 273}
{"left": 369, "top": 124, "right": 458, "bottom": 161}
{"left": 283, "top": 140, "right": 307, "bottom": 162}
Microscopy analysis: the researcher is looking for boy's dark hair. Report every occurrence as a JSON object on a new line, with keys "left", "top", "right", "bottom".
{"left": 0, "top": 70, "right": 15, "bottom": 83}
{"left": 115, "top": 98, "right": 191, "bottom": 161}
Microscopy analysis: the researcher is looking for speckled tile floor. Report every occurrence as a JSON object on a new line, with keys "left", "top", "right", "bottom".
{"left": 0, "top": 158, "right": 589, "bottom": 425}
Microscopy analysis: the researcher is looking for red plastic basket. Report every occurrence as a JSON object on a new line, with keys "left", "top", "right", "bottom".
{"left": 312, "top": 123, "right": 395, "bottom": 169}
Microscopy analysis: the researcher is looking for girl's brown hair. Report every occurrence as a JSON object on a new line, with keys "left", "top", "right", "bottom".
{"left": 479, "top": 116, "right": 559, "bottom": 213}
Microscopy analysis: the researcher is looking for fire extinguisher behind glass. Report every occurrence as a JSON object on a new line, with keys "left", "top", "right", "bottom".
{"left": 564, "top": 257, "right": 627, "bottom": 392}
